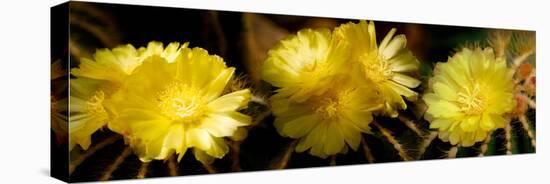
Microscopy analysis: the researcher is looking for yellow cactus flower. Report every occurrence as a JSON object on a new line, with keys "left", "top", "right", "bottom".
{"left": 69, "top": 41, "right": 187, "bottom": 151}
{"left": 272, "top": 79, "right": 382, "bottom": 158}
{"left": 262, "top": 27, "right": 382, "bottom": 158}
{"left": 71, "top": 41, "right": 186, "bottom": 84}
{"left": 261, "top": 28, "right": 348, "bottom": 102}
{"left": 107, "top": 46, "right": 252, "bottom": 163}
{"left": 334, "top": 21, "right": 421, "bottom": 117}
{"left": 423, "top": 47, "right": 515, "bottom": 147}
{"left": 69, "top": 77, "right": 111, "bottom": 150}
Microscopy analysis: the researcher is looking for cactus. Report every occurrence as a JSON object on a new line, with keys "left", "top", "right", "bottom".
{"left": 417, "top": 30, "right": 536, "bottom": 159}
{"left": 55, "top": 2, "right": 535, "bottom": 182}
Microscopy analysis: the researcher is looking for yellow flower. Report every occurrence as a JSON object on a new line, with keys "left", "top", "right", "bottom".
{"left": 69, "top": 41, "right": 187, "bottom": 150}
{"left": 71, "top": 41, "right": 185, "bottom": 84}
{"left": 107, "top": 46, "right": 252, "bottom": 163}
{"left": 272, "top": 80, "right": 382, "bottom": 158}
{"left": 69, "top": 77, "right": 111, "bottom": 150}
{"left": 423, "top": 47, "right": 515, "bottom": 147}
{"left": 334, "top": 21, "right": 421, "bottom": 117}
{"left": 262, "top": 27, "right": 382, "bottom": 158}
{"left": 261, "top": 28, "right": 348, "bottom": 102}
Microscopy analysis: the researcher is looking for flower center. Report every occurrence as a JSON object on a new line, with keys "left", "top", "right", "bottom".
{"left": 361, "top": 54, "right": 393, "bottom": 83}
{"left": 314, "top": 89, "right": 351, "bottom": 120}
{"left": 86, "top": 91, "right": 107, "bottom": 117}
{"left": 157, "top": 81, "right": 206, "bottom": 123}
{"left": 457, "top": 83, "right": 487, "bottom": 115}
{"left": 303, "top": 59, "right": 329, "bottom": 76}
{"left": 316, "top": 98, "right": 341, "bottom": 119}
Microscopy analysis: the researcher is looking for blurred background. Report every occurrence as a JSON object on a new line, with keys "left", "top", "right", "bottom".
{"left": 62, "top": 1, "right": 499, "bottom": 85}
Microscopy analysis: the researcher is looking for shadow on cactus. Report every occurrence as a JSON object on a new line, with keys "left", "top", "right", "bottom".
{"left": 51, "top": 2, "right": 535, "bottom": 182}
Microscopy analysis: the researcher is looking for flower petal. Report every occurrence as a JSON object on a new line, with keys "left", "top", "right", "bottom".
{"left": 204, "top": 68, "right": 235, "bottom": 101}
{"left": 381, "top": 34, "right": 406, "bottom": 59}
{"left": 186, "top": 128, "right": 212, "bottom": 151}
{"left": 295, "top": 122, "right": 325, "bottom": 153}
{"left": 391, "top": 73, "right": 421, "bottom": 88}
{"left": 460, "top": 116, "right": 479, "bottom": 132}
{"left": 201, "top": 111, "right": 251, "bottom": 138}
{"left": 279, "top": 114, "right": 318, "bottom": 138}
{"left": 339, "top": 122, "right": 361, "bottom": 150}
{"left": 429, "top": 118, "right": 452, "bottom": 130}
{"left": 323, "top": 122, "right": 345, "bottom": 155}
{"left": 433, "top": 82, "right": 458, "bottom": 101}
{"left": 387, "top": 81, "right": 418, "bottom": 99}
{"left": 207, "top": 89, "right": 251, "bottom": 112}
{"left": 480, "top": 113, "right": 495, "bottom": 131}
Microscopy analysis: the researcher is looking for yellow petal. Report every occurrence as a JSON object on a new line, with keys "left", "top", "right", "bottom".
{"left": 440, "top": 62, "right": 470, "bottom": 87}
{"left": 206, "top": 137, "right": 229, "bottom": 158}
{"left": 204, "top": 68, "right": 235, "bottom": 101}
{"left": 162, "top": 42, "right": 183, "bottom": 63}
{"left": 201, "top": 114, "right": 240, "bottom": 138}
{"left": 142, "top": 41, "right": 164, "bottom": 56}
{"left": 334, "top": 20, "right": 374, "bottom": 57}
{"left": 193, "top": 149, "right": 215, "bottom": 164}
{"left": 449, "top": 130, "right": 460, "bottom": 145}
{"left": 69, "top": 77, "right": 106, "bottom": 99}
{"left": 162, "top": 124, "right": 187, "bottom": 159}
{"left": 426, "top": 100, "right": 461, "bottom": 118}
{"left": 461, "top": 137, "right": 475, "bottom": 147}
{"left": 145, "top": 134, "right": 167, "bottom": 159}
{"left": 323, "top": 122, "right": 345, "bottom": 155}
{"left": 118, "top": 109, "right": 171, "bottom": 141}
{"left": 379, "top": 28, "right": 396, "bottom": 52}
{"left": 429, "top": 118, "right": 452, "bottom": 130}
{"left": 377, "top": 84, "right": 406, "bottom": 112}
{"left": 391, "top": 73, "right": 421, "bottom": 88}
{"left": 339, "top": 122, "right": 361, "bottom": 150}
{"left": 438, "top": 131, "right": 450, "bottom": 142}
{"left": 343, "top": 109, "right": 373, "bottom": 133}
{"left": 422, "top": 93, "right": 439, "bottom": 105}
{"left": 218, "top": 111, "right": 252, "bottom": 126}
{"left": 72, "top": 55, "right": 124, "bottom": 83}
{"left": 207, "top": 89, "right": 251, "bottom": 112}
{"left": 474, "top": 130, "right": 487, "bottom": 143}
{"left": 280, "top": 114, "right": 318, "bottom": 138}
{"left": 367, "top": 21, "right": 377, "bottom": 51}
{"left": 261, "top": 57, "right": 300, "bottom": 87}
{"left": 387, "top": 81, "right": 417, "bottom": 99}
{"left": 295, "top": 122, "right": 325, "bottom": 153}
{"left": 73, "top": 134, "right": 92, "bottom": 150}
{"left": 490, "top": 114, "right": 508, "bottom": 128}
{"left": 460, "top": 116, "right": 479, "bottom": 132}
{"left": 433, "top": 82, "right": 457, "bottom": 101}
{"left": 389, "top": 51, "right": 419, "bottom": 72}
{"left": 229, "top": 127, "right": 248, "bottom": 141}
{"left": 479, "top": 113, "right": 495, "bottom": 131}
{"left": 186, "top": 128, "right": 212, "bottom": 151}
{"left": 381, "top": 34, "right": 407, "bottom": 59}
{"left": 127, "top": 55, "right": 175, "bottom": 94}
{"left": 177, "top": 47, "right": 227, "bottom": 90}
